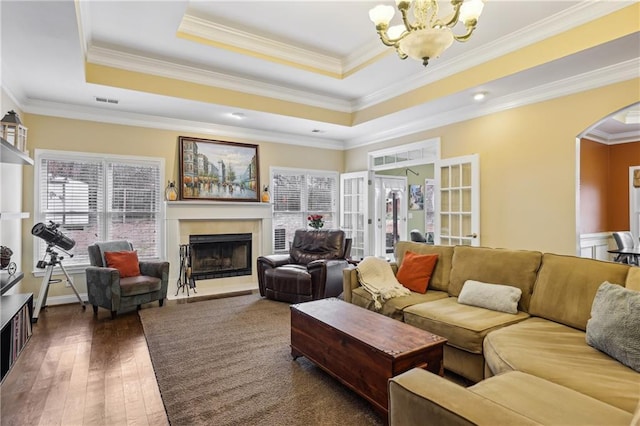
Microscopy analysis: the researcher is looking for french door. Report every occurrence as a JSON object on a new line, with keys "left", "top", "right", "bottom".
{"left": 435, "top": 154, "right": 480, "bottom": 246}
{"left": 340, "top": 171, "right": 375, "bottom": 260}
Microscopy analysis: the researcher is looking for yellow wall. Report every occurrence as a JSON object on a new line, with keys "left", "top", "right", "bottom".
{"left": 8, "top": 78, "right": 640, "bottom": 299}
{"left": 17, "top": 114, "right": 343, "bottom": 298}
{"left": 345, "top": 79, "right": 640, "bottom": 254}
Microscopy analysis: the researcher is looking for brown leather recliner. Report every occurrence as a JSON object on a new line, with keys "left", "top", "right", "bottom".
{"left": 257, "top": 229, "right": 351, "bottom": 303}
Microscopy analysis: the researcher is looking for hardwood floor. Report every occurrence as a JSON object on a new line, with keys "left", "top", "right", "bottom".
{"left": 0, "top": 303, "right": 168, "bottom": 426}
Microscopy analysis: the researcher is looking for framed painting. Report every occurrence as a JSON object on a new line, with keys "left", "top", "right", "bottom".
{"left": 178, "top": 136, "right": 260, "bottom": 202}
{"left": 409, "top": 184, "right": 424, "bottom": 210}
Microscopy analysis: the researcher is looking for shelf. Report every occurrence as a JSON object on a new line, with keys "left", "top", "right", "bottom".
{"left": 0, "top": 291, "right": 31, "bottom": 330}
{"left": 0, "top": 137, "right": 33, "bottom": 165}
{"left": 0, "top": 272, "right": 24, "bottom": 296}
{"left": 0, "top": 212, "right": 30, "bottom": 220}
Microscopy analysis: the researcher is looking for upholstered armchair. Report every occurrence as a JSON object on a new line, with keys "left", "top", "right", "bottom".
{"left": 257, "top": 229, "right": 352, "bottom": 303}
{"left": 86, "top": 240, "right": 169, "bottom": 319}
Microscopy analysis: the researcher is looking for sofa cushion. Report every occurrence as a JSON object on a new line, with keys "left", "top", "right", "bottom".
{"left": 351, "top": 287, "right": 448, "bottom": 321}
{"left": 458, "top": 280, "right": 522, "bottom": 314}
{"left": 586, "top": 282, "right": 640, "bottom": 372}
{"left": 529, "top": 254, "right": 630, "bottom": 330}
{"left": 395, "top": 242, "right": 453, "bottom": 292}
{"left": 469, "top": 371, "right": 633, "bottom": 425}
{"left": 483, "top": 317, "right": 640, "bottom": 413}
{"left": 448, "top": 246, "right": 542, "bottom": 312}
{"left": 119, "top": 275, "right": 162, "bottom": 296}
{"left": 403, "top": 297, "right": 529, "bottom": 354}
{"left": 396, "top": 251, "right": 438, "bottom": 293}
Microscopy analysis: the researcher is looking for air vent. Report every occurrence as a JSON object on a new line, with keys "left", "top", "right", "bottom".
{"left": 95, "top": 97, "right": 119, "bottom": 105}
{"left": 274, "top": 228, "right": 286, "bottom": 251}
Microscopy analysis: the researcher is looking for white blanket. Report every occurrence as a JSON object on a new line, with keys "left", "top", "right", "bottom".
{"left": 356, "top": 256, "right": 410, "bottom": 310}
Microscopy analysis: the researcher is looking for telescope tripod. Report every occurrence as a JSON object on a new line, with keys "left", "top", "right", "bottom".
{"left": 32, "top": 246, "right": 85, "bottom": 322}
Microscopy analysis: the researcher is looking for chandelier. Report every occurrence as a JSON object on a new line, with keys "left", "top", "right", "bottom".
{"left": 369, "top": 0, "right": 485, "bottom": 67}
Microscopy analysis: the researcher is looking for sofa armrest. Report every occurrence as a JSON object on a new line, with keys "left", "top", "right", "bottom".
{"left": 307, "top": 259, "right": 349, "bottom": 299}
{"left": 85, "top": 266, "right": 122, "bottom": 309}
{"left": 139, "top": 260, "right": 168, "bottom": 278}
{"left": 257, "top": 254, "right": 293, "bottom": 268}
{"left": 389, "top": 368, "right": 540, "bottom": 426}
{"left": 342, "top": 267, "right": 359, "bottom": 303}
{"left": 256, "top": 254, "right": 293, "bottom": 296}
{"left": 139, "top": 261, "right": 170, "bottom": 298}
{"left": 342, "top": 261, "right": 399, "bottom": 304}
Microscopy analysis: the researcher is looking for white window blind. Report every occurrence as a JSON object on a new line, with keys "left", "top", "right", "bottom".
{"left": 34, "top": 150, "right": 164, "bottom": 269}
{"left": 271, "top": 168, "right": 338, "bottom": 253}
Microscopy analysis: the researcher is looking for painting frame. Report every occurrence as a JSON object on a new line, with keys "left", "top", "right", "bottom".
{"left": 178, "top": 136, "right": 260, "bottom": 202}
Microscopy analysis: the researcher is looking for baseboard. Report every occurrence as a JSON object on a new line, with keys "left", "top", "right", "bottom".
{"left": 36, "top": 293, "right": 89, "bottom": 306}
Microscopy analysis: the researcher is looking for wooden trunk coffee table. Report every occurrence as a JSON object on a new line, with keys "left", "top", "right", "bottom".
{"left": 290, "top": 298, "right": 447, "bottom": 417}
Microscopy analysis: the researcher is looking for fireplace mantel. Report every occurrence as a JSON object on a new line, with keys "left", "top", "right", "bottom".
{"left": 165, "top": 201, "right": 273, "bottom": 299}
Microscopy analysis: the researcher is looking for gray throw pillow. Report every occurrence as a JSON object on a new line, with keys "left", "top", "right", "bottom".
{"left": 586, "top": 281, "right": 640, "bottom": 372}
{"left": 458, "top": 280, "right": 522, "bottom": 314}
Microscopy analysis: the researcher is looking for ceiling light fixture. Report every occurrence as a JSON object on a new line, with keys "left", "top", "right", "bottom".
{"left": 369, "top": 0, "right": 484, "bottom": 67}
{"left": 473, "top": 91, "right": 487, "bottom": 101}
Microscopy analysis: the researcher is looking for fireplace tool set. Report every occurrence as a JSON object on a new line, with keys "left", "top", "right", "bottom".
{"left": 176, "top": 244, "right": 197, "bottom": 296}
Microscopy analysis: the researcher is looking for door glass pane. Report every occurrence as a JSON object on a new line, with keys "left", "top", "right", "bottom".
{"left": 451, "top": 190, "right": 460, "bottom": 212}
{"left": 441, "top": 191, "right": 450, "bottom": 212}
{"left": 451, "top": 215, "right": 460, "bottom": 238}
{"left": 462, "top": 214, "right": 471, "bottom": 237}
{"left": 441, "top": 167, "right": 450, "bottom": 189}
{"left": 440, "top": 214, "right": 449, "bottom": 236}
{"left": 451, "top": 165, "right": 461, "bottom": 187}
{"left": 462, "top": 188, "right": 472, "bottom": 213}
{"left": 462, "top": 162, "right": 472, "bottom": 187}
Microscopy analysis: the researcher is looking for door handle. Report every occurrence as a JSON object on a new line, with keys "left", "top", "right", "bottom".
{"left": 466, "top": 233, "right": 478, "bottom": 238}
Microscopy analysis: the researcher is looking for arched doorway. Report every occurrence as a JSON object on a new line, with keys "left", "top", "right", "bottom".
{"left": 577, "top": 102, "right": 640, "bottom": 260}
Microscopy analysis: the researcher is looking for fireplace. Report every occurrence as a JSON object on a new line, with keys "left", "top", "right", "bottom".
{"left": 189, "top": 233, "right": 252, "bottom": 280}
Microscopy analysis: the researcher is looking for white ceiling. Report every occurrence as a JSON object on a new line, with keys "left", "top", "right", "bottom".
{"left": 1, "top": 0, "right": 639, "bottom": 149}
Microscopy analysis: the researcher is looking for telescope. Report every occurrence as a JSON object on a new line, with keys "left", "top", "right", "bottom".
{"left": 31, "top": 221, "right": 76, "bottom": 251}
{"left": 31, "top": 221, "right": 84, "bottom": 322}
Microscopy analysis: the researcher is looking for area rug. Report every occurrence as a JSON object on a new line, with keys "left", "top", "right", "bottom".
{"left": 138, "top": 294, "right": 383, "bottom": 425}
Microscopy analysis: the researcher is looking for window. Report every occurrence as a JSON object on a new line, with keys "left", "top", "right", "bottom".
{"left": 34, "top": 150, "right": 164, "bottom": 269}
{"left": 271, "top": 168, "right": 339, "bottom": 252}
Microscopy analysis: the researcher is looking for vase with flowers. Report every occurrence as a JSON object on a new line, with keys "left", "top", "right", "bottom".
{"left": 308, "top": 214, "right": 324, "bottom": 230}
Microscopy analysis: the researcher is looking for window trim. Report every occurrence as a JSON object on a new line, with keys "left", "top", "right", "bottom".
{"left": 32, "top": 149, "right": 166, "bottom": 275}
{"left": 269, "top": 166, "right": 339, "bottom": 253}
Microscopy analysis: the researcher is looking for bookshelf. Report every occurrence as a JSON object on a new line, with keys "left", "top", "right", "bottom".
{"left": 1, "top": 292, "right": 33, "bottom": 383}
{"left": 1, "top": 135, "right": 34, "bottom": 383}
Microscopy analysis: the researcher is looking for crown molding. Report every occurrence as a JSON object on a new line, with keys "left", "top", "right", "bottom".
{"left": 87, "top": 45, "right": 352, "bottom": 113}
{"left": 354, "top": 0, "right": 634, "bottom": 110}
{"left": 21, "top": 98, "right": 346, "bottom": 151}
{"left": 178, "top": 14, "right": 344, "bottom": 77}
{"left": 342, "top": 39, "right": 388, "bottom": 74}
{"left": 344, "top": 59, "right": 640, "bottom": 149}
{"left": 584, "top": 128, "right": 640, "bottom": 145}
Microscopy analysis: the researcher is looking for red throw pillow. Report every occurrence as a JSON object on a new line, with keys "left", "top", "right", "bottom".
{"left": 396, "top": 251, "right": 438, "bottom": 293}
{"left": 104, "top": 250, "right": 141, "bottom": 278}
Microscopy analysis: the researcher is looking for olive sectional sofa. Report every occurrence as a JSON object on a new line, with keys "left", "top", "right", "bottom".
{"left": 342, "top": 241, "right": 639, "bottom": 425}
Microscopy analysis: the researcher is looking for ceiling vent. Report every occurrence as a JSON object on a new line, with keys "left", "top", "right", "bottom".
{"left": 94, "top": 97, "right": 119, "bottom": 105}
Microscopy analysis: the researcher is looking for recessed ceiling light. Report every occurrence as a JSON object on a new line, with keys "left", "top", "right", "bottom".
{"left": 229, "top": 112, "right": 246, "bottom": 120}
{"left": 473, "top": 92, "right": 487, "bottom": 102}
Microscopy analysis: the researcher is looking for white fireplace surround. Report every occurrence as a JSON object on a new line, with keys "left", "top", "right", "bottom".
{"left": 165, "top": 201, "right": 272, "bottom": 298}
